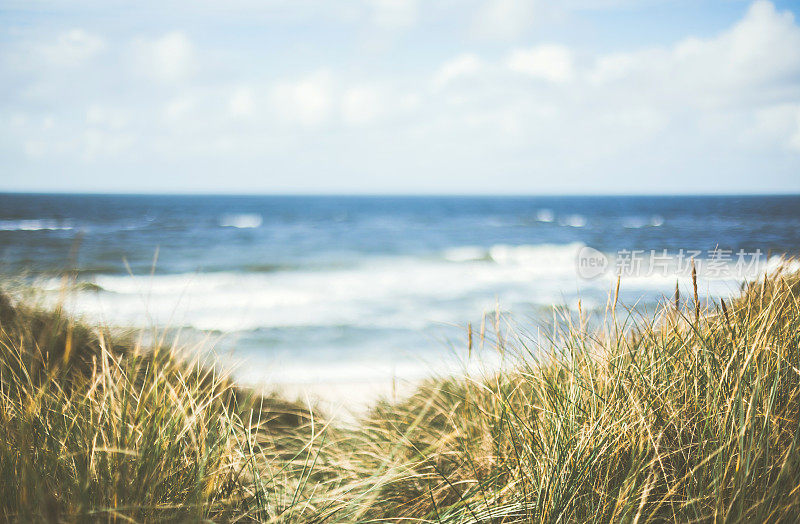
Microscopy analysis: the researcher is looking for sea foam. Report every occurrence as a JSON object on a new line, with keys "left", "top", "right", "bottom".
{"left": 0, "top": 219, "right": 72, "bottom": 231}
{"left": 51, "top": 241, "right": 758, "bottom": 339}
{"left": 219, "top": 213, "right": 263, "bottom": 229}
{"left": 56, "top": 243, "right": 591, "bottom": 333}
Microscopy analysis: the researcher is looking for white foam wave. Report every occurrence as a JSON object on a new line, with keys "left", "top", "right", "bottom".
{"left": 52, "top": 242, "right": 762, "bottom": 337}
{"left": 622, "top": 215, "right": 664, "bottom": 229}
{"left": 443, "top": 246, "right": 488, "bottom": 262}
{"left": 56, "top": 243, "right": 591, "bottom": 333}
{"left": 219, "top": 213, "right": 262, "bottom": 228}
{"left": 766, "top": 255, "right": 800, "bottom": 275}
{"left": 488, "top": 242, "right": 584, "bottom": 269}
{"left": 442, "top": 242, "right": 585, "bottom": 269}
{"left": 560, "top": 214, "right": 586, "bottom": 228}
{"left": 536, "top": 209, "right": 554, "bottom": 223}
{"left": 0, "top": 219, "right": 72, "bottom": 231}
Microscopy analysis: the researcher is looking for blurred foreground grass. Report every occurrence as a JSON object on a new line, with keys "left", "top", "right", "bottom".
{"left": 2, "top": 263, "right": 800, "bottom": 522}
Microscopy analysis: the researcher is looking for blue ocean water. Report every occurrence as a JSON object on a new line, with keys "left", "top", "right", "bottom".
{"left": 1, "top": 194, "right": 799, "bottom": 383}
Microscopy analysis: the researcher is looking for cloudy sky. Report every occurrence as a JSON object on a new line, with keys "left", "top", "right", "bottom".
{"left": 1, "top": 0, "right": 799, "bottom": 194}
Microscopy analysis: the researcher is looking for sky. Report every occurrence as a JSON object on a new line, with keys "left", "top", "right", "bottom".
{"left": 1, "top": 0, "right": 799, "bottom": 194}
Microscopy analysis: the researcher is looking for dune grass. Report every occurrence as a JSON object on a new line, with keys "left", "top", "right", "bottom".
{"left": 2, "top": 264, "right": 800, "bottom": 522}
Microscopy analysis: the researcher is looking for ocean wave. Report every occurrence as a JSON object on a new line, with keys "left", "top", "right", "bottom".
{"left": 536, "top": 209, "right": 555, "bottom": 223}
{"left": 442, "top": 246, "right": 491, "bottom": 263}
{"left": 443, "top": 242, "right": 585, "bottom": 267}
{"left": 559, "top": 214, "right": 586, "bottom": 228}
{"left": 766, "top": 256, "right": 800, "bottom": 275}
{"left": 52, "top": 243, "right": 593, "bottom": 333}
{"left": 49, "top": 241, "right": 755, "bottom": 336}
{"left": 488, "top": 242, "right": 584, "bottom": 268}
{"left": 0, "top": 219, "right": 73, "bottom": 231}
{"left": 219, "top": 213, "right": 263, "bottom": 228}
{"left": 622, "top": 215, "right": 665, "bottom": 229}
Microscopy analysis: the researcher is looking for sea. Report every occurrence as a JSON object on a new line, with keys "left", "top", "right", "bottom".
{"left": 1, "top": 194, "right": 799, "bottom": 385}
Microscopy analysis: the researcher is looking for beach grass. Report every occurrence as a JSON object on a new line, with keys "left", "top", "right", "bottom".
{"left": 2, "top": 263, "right": 800, "bottom": 522}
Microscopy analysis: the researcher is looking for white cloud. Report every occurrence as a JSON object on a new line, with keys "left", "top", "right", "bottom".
{"left": 229, "top": 86, "right": 256, "bottom": 118}
{"left": 271, "top": 71, "right": 333, "bottom": 126}
{"left": 5, "top": 29, "right": 105, "bottom": 72}
{"left": 714, "top": 0, "right": 800, "bottom": 85}
{"left": 163, "top": 94, "right": 197, "bottom": 122}
{"left": 473, "top": 0, "right": 538, "bottom": 40}
{"left": 368, "top": 0, "right": 418, "bottom": 30}
{"left": 788, "top": 107, "right": 800, "bottom": 152}
{"left": 23, "top": 140, "right": 47, "bottom": 158}
{"left": 505, "top": 45, "right": 573, "bottom": 82}
{"left": 588, "top": 53, "right": 638, "bottom": 85}
{"left": 589, "top": 0, "right": 800, "bottom": 104}
{"left": 342, "top": 86, "right": 383, "bottom": 125}
{"left": 133, "top": 31, "right": 195, "bottom": 84}
{"left": 86, "top": 105, "right": 130, "bottom": 129}
{"left": 41, "top": 29, "right": 105, "bottom": 67}
{"left": 737, "top": 103, "right": 800, "bottom": 150}
{"left": 1, "top": 0, "right": 798, "bottom": 192}
{"left": 434, "top": 54, "right": 484, "bottom": 88}
{"left": 82, "top": 128, "right": 135, "bottom": 161}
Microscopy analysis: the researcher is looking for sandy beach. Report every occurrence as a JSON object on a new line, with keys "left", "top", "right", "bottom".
{"left": 269, "top": 378, "right": 420, "bottom": 421}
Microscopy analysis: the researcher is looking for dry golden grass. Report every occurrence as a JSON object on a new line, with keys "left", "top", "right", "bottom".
{"left": 2, "top": 262, "right": 800, "bottom": 522}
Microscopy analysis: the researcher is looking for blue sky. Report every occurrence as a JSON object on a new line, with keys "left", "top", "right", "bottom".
{"left": 1, "top": 0, "right": 799, "bottom": 194}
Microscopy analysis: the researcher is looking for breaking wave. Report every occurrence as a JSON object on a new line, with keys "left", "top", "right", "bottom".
{"left": 49, "top": 241, "right": 750, "bottom": 339}
{"left": 219, "top": 213, "right": 263, "bottom": 228}
{"left": 0, "top": 219, "right": 73, "bottom": 231}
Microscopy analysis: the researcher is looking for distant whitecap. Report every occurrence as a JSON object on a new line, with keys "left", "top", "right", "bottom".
{"left": 623, "top": 215, "right": 664, "bottom": 229}
{"left": 219, "top": 213, "right": 263, "bottom": 229}
{"left": 622, "top": 217, "right": 647, "bottom": 229}
{"left": 536, "top": 209, "right": 555, "bottom": 222}
{"left": 560, "top": 214, "right": 586, "bottom": 228}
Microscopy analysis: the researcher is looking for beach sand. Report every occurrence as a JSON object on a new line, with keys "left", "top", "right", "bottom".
{"left": 268, "top": 378, "right": 419, "bottom": 422}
